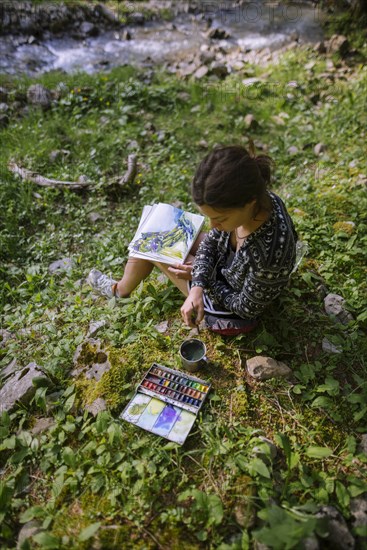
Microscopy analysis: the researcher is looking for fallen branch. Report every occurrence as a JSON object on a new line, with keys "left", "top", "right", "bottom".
{"left": 8, "top": 162, "right": 92, "bottom": 189}
{"left": 117, "top": 153, "right": 137, "bottom": 187}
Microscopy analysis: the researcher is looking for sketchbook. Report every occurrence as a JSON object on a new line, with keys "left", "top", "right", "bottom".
{"left": 128, "top": 203, "right": 204, "bottom": 265}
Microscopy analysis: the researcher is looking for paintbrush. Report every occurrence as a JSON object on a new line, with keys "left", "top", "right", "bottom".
{"left": 191, "top": 302, "right": 201, "bottom": 335}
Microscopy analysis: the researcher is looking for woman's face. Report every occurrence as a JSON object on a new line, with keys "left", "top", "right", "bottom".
{"left": 198, "top": 201, "right": 256, "bottom": 232}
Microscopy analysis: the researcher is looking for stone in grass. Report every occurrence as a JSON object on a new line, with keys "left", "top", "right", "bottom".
{"left": 48, "top": 257, "right": 74, "bottom": 274}
{"left": 322, "top": 337, "right": 342, "bottom": 355}
{"left": 351, "top": 496, "right": 367, "bottom": 533}
{"left": 244, "top": 113, "right": 259, "bottom": 129}
{"left": 316, "top": 506, "right": 355, "bottom": 550}
{"left": 314, "top": 142, "right": 327, "bottom": 156}
{"left": 0, "top": 328, "right": 14, "bottom": 348}
{"left": 246, "top": 356, "right": 292, "bottom": 381}
{"left": 85, "top": 397, "right": 107, "bottom": 417}
{"left": 87, "top": 320, "right": 107, "bottom": 338}
{"left": 303, "top": 535, "right": 320, "bottom": 550}
{"left": 0, "top": 362, "right": 48, "bottom": 412}
{"left": 0, "top": 358, "right": 19, "bottom": 382}
{"left": 288, "top": 145, "right": 299, "bottom": 155}
{"left": 30, "top": 417, "right": 55, "bottom": 436}
{"left": 26, "top": 84, "right": 53, "bottom": 109}
{"left": 72, "top": 338, "right": 111, "bottom": 381}
{"left": 17, "top": 520, "right": 42, "bottom": 549}
{"left": 324, "top": 293, "right": 354, "bottom": 325}
{"left": 155, "top": 320, "right": 169, "bottom": 334}
{"left": 357, "top": 434, "right": 367, "bottom": 457}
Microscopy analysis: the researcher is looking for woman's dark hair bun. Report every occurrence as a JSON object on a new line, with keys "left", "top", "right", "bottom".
{"left": 254, "top": 154, "right": 273, "bottom": 185}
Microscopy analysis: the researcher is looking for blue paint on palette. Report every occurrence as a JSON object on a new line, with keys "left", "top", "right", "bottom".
{"left": 136, "top": 398, "right": 165, "bottom": 431}
{"left": 152, "top": 404, "right": 180, "bottom": 437}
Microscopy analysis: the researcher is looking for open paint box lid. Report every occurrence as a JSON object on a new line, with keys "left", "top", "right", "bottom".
{"left": 120, "top": 363, "right": 211, "bottom": 445}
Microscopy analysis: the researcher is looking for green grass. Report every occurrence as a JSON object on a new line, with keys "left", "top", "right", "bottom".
{"left": 1, "top": 18, "right": 367, "bottom": 550}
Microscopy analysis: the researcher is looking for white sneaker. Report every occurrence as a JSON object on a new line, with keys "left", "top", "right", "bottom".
{"left": 87, "top": 269, "right": 117, "bottom": 298}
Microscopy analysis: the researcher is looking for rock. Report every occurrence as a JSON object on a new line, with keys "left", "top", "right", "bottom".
{"left": 193, "top": 66, "right": 209, "bottom": 79}
{"left": 322, "top": 337, "right": 343, "bottom": 354}
{"left": 30, "top": 417, "right": 55, "bottom": 435}
{"left": 246, "top": 356, "right": 292, "bottom": 381}
{"left": 17, "top": 520, "right": 42, "bottom": 549}
{"left": 85, "top": 398, "right": 107, "bottom": 416}
{"left": 0, "top": 362, "right": 48, "bottom": 412}
{"left": 0, "top": 86, "right": 9, "bottom": 102}
{"left": 288, "top": 145, "right": 299, "bottom": 155}
{"left": 126, "top": 140, "right": 139, "bottom": 150}
{"left": 72, "top": 338, "right": 111, "bottom": 381}
{"left": 0, "top": 329, "right": 14, "bottom": 348}
{"left": 122, "top": 29, "right": 132, "bottom": 41}
{"left": 242, "top": 77, "right": 263, "bottom": 86}
{"left": 244, "top": 114, "right": 258, "bottom": 129}
{"left": 357, "top": 434, "right": 367, "bottom": 456}
{"left": 0, "top": 358, "right": 19, "bottom": 382}
{"left": 0, "top": 102, "right": 9, "bottom": 113}
{"left": 179, "top": 62, "right": 198, "bottom": 77}
{"left": 95, "top": 4, "right": 119, "bottom": 24}
{"left": 350, "top": 496, "right": 367, "bottom": 531}
{"left": 314, "top": 142, "right": 326, "bottom": 156}
{"left": 26, "top": 84, "right": 53, "bottom": 109}
{"left": 129, "top": 12, "right": 145, "bottom": 25}
{"left": 316, "top": 506, "right": 355, "bottom": 549}
{"left": 206, "top": 27, "right": 230, "bottom": 40}
{"left": 198, "top": 139, "right": 209, "bottom": 149}
{"left": 271, "top": 115, "right": 286, "bottom": 126}
{"left": 155, "top": 321, "right": 169, "bottom": 334}
{"left": 327, "top": 35, "right": 349, "bottom": 57}
{"left": 314, "top": 41, "right": 327, "bottom": 54}
{"left": 0, "top": 114, "right": 9, "bottom": 128}
{"left": 49, "top": 149, "right": 69, "bottom": 162}
{"left": 88, "top": 212, "right": 102, "bottom": 223}
{"left": 324, "top": 294, "right": 354, "bottom": 325}
{"left": 209, "top": 61, "right": 229, "bottom": 78}
{"left": 79, "top": 21, "right": 99, "bottom": 36}
{"left": 199, "top": 50, "right": 216, "bottom": 64}
{"left": 87, "top": 320, "right": 107, "bottom": 338}
{"left": 48, "top": 257, "right": 74, "bottom": 274}
{"left": 303, "top": 535, "right": 320, "bottom": 550}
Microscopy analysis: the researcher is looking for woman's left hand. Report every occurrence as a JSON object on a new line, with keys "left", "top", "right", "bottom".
{"left": 167, "top": 262, "right": 193, "bottom": 281}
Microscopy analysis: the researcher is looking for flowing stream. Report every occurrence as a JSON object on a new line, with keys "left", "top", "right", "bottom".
{"left": 0, "top": 2, "right": 325, "bottom": 76}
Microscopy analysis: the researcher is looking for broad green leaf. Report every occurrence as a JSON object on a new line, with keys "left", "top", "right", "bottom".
{"left": 207, "top": 494, "right": 223, "bottom": 525}
{"left": 64, "top": 393, "right": 76, "bottom": 413}
{"left": 19, "top": 506, "right": 44, "bottom": 523}
{"left": 248, "top": 458, "right": 271, "bottom": 479}
{"left": 336, "top": 481, "right": 350, "bottom": 509}
{"left": 305, "top": 446, "right": 332, "bottom": 459}
{"left": 78, "top": 522, "right": 101, "bottom": 542}
{"left": 33, "top": 532, "right": 60, "bottom": 549}
{"left": 62, "top": 447, "right": 77, "bottom": 468}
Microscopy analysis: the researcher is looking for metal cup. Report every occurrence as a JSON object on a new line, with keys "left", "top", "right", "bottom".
{"left": 179, "top": 338, "right": 207, "bottom": 373}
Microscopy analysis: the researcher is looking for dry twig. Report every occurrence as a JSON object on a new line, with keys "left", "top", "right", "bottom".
{"left": 117, "top": 153, "right": 137, "bottom": 187}
{"left": 8, "top": 162, "right": 92, "bottom": 189}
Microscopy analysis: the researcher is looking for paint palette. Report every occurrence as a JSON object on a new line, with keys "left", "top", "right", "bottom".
{"left": 120, "top": 363, "right": 211, "bottom": 445}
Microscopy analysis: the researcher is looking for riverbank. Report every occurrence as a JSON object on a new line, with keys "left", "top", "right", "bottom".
{"left": 1, "top": 6, "right": 367, "bottom": 550}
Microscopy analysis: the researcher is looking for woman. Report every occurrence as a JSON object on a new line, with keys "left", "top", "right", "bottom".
{"left": 88, "top": 145, "right": 297, "bottom": 332}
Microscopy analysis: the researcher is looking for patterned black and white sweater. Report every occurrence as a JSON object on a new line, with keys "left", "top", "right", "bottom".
{"left": 191, "top": 192, "right": 298, "bottom": 319}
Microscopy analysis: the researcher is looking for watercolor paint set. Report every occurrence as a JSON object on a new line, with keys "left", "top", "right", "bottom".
{"left": 120, "top": 363, "right": 211, "bottom": 445}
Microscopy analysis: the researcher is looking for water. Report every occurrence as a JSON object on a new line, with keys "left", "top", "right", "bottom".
{"left": 0, "top": 2, "right": 324, "bottom": 76}
{"left": 181, "top": 342, "right": 205, "bottom": 361}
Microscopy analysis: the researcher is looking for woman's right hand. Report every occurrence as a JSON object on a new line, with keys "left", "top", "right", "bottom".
{"left": 181, "top": 286, "right": 204, "bottom": 327}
